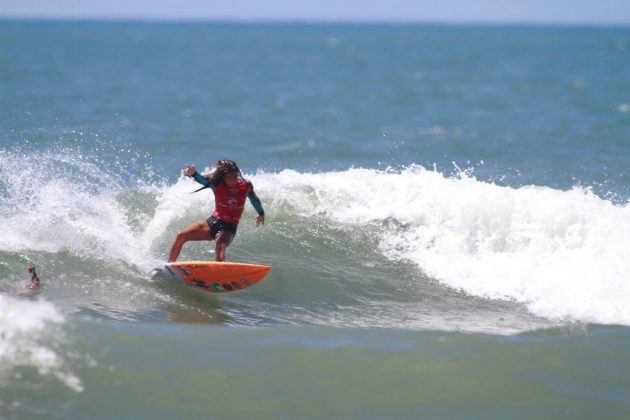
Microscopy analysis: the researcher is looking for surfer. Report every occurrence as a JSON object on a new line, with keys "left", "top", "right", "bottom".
{"left": 8, "top": 266, "right": 41, "bottom": 298}
{"left": 14, "top": 265, "right": 41, "bottom": 296}
{"left": 27, "top": 266, "right": 40, "bottom": 290}
{"left": 167, "top": 159, "right": 265, "bottom": 262}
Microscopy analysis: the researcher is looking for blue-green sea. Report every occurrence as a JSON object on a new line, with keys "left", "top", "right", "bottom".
{"left": 1, "top": 20, "right": 630, "bottom": 418}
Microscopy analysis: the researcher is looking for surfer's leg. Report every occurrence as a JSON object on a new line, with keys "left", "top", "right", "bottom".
{"left": 168, "top": 221, "right": 211, "bottom": 262}
{"left": 214, "top": 231, "right": 234, "bottom": 262}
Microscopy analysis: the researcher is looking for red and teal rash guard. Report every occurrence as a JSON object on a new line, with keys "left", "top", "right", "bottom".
{"left": 192, "top": 171, "right": 264, "bottom": 224}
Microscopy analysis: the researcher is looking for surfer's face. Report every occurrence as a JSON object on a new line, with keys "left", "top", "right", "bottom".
{"left": 224, "top": 172, "right": 238, "bottom": 187}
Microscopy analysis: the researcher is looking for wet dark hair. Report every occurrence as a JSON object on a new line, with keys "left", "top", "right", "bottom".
{"left": 207, "top": 159, "right": 243, "bottom": 185}
{"left": 191, "top": 159, "right": 245, "bottom": 194}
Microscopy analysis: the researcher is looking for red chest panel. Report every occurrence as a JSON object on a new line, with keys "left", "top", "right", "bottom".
{"left": 212, "top": 179, "right": 251, "bottom": 224}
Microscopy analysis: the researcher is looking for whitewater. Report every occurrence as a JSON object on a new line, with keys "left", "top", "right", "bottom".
{"left": 2, "top": 147, "right": 629, "bottom": 329}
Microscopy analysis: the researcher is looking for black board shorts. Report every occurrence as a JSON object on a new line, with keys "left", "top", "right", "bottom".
{"left": 206, "top": 216, "right": 238, "bottom": 240}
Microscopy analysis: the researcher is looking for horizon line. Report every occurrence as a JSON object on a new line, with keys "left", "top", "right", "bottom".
{"left": 2, "top": 15, "right": 630, "bottom": 29}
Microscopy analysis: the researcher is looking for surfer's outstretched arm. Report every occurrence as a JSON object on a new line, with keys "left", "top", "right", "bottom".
{"left": 192, "top": 171, "right": 207, "bottom": 183}
{"left": 184, "top": 164, "right": 218, "bottom": 191}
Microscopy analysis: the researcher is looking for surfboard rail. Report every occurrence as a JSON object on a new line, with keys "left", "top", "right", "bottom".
{"left": 158, "top": 261, "right": 271, "bottom": 293}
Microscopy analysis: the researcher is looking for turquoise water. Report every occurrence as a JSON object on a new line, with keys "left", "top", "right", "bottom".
{"left": 1, "top": 20, "right": 630, "bottom": 418}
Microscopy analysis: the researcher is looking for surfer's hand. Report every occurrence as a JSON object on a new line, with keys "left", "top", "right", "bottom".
{"left": 256, "top": 214, "right": 265, "bottom": 226}
{"left": 183, "top": 164, "right": 196, "bottom": 177}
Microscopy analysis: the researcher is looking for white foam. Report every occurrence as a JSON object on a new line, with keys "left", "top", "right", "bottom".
{"left": 0, "top": 295, "right": 82, "bottom": 391}
{"left": 252, "top": 166, "right": 630, "bottom": 326}
{"left": 0, "top": 149, "right": 162, "bottom": 271}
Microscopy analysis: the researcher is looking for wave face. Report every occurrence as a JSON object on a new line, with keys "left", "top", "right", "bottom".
{"left": 2, "top": 148, "right": 629, "bottom": 330}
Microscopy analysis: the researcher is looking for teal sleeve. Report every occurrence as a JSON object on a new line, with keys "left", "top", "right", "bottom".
{"left": 191, "top": 171, "right": 217, "bottom": 190}
{"left": 248, "top": 189, "right": 265, "bottom": 215}
{"left": 192, "top": 171, "right": 209, "bottom": 186}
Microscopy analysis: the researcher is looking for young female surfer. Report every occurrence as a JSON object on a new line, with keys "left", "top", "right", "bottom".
{"left": 167, "top": 159, "right": 265, "bottom": 262}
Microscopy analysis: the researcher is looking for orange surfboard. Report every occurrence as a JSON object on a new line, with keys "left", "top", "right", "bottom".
{"left": 158, "top": 261, "right": 271, "bottom": 293}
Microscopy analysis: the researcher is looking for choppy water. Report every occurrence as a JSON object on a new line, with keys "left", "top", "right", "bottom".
{"left": 1, "top": 20, "right": 630, "bottom": 418}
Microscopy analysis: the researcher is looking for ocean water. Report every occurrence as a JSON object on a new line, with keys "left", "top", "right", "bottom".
{"left": 1, "top": 20, "right": 630, "bottom": 418}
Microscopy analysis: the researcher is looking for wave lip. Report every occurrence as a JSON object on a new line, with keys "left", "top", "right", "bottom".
{"left": 258, "top": 166, "right": 630, "bottom": 326}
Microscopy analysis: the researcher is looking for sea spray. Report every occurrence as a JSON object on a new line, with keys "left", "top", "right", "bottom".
{"left": 0, "top": 147, "right": 161, "bottom": 271}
